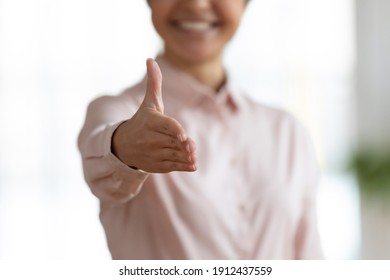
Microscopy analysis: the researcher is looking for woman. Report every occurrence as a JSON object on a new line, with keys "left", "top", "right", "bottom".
{"left": 78, "top": 0, "right": 323, "bottom": 259}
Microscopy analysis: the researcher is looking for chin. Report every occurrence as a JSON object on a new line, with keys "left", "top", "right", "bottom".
{"left": 167, "top": 45, "right": 222, "bottom": 64}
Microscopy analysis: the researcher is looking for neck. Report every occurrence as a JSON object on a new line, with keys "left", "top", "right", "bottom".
{"left": 163, "top": 52, "right": 226, "bottom": 92}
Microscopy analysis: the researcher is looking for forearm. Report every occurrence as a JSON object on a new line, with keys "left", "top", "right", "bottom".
{"left": 78, "top": 95, "right": 150, "bottom": 204}
{"left": 79, "top": 121, "right": 149, "bottom": 203}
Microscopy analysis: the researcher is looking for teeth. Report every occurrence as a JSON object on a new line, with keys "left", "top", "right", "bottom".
{"left": 178, "top": 21, "right": 212, "bottom": 31}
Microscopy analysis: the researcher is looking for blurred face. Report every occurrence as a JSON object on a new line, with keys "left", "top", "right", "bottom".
{"left": 148, "top": 0, "right": 246, "bottom": 64}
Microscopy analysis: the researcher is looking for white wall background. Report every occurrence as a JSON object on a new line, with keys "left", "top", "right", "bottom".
{"left": 0, "top": 0, "right": 358, "bottom": 259}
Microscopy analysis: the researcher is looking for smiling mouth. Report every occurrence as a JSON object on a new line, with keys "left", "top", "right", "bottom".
{"left": 174, "top": 21, "right": 219, "bottom": 31}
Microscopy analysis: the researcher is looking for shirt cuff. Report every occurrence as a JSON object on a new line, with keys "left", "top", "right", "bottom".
{"left": 103, "top": 121, "right": 149, "bottom": 199}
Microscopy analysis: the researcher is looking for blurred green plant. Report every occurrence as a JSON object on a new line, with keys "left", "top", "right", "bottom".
{"left": 348, "top": 149, "right": 390, "bottom": 199}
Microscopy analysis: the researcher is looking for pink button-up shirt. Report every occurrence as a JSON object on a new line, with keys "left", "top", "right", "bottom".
{"left": 78, "top": 56, "right": 323, "bottom": 260}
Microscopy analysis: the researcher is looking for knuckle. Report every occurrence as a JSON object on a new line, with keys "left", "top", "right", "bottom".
{"left": 172, "top": 138, "right": 180, "bottom": 148}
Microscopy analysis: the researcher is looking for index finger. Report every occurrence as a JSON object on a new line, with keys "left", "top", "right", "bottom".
{"left": 151, "top": 113, "right": 187, "bottom": 142}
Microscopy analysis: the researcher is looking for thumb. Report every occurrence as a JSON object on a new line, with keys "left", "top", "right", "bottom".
{"left": 142, "top": 58, "right": 164, "bottom": 113}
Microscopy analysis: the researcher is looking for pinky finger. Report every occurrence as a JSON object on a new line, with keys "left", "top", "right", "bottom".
{"left": 158, "top": 161, "right": 197, "bottom": 173}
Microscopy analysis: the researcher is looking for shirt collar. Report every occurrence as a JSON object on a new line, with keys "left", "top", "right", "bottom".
{"left": 154, "top": 55, "right": 242, "bottom": 112}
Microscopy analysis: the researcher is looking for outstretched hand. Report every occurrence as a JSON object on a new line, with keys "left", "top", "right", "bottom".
{"left": 112, "top": 59, "right": 197, "bottom": 173}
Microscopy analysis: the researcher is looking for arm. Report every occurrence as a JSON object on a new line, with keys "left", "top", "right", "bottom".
{"left": 294, "top": 189, "right": 324, "bottom": 259}
{"left": 78, "top": 95, "right": 149, "bottom": 204}
{"left": 294, "top": 126, "right": 323, "bottom": 259}
{"left": 78, "top": 59, "right": 197, "bottom": 204}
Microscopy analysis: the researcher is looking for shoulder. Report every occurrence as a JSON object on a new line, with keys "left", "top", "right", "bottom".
{"left": 87, "top": 79, "right": 147, "bottom": 115}
{"left": 242, "top": 94, "right": 319, "bottom": 186}
{"left": 239, "top": 93, "right": 307, "bottom": 137}
{"left": 237, "top": 92, "right": 316, "bottom": 167}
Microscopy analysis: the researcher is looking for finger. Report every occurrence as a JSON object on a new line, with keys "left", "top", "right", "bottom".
{"left": 160, "top": 135, "right": 188, "bottom": 151}
{"left": 155, "top": 148, "right": 193, "bottom": 163}
{"left": 151, "top": 114, "right": 188, "bottom": 142}
{"left": 183, "top": 137, "right": 197, "bottom": 153}
{"left": 181, "top": 137, "right": 197, "bottom": 167}
{"left": 156, "top": 161, "right": 197, "bottom": 173}
{"left": 142, "top": 58, "right": 164, "bottom": 113}
{"left": 140, "top": 131, "right": 189, "bottom": 154}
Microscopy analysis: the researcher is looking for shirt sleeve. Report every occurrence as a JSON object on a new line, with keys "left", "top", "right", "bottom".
{"left": 294, "top": 190, "right": 324, "bottom": 259}
{"left": 77, "top": 94, "right": 149, "bottom": 204}
{"left": 291, "top": 119, "right": 324, "bottom": 259}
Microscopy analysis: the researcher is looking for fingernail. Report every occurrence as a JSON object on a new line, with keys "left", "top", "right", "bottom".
{"left": 186, "top": 144, "right": 191, "bottom": 153}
